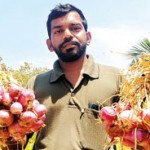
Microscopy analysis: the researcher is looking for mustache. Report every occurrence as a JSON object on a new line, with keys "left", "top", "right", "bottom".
{"left": 59, "top": 38, "right": 80, "bottom": 50}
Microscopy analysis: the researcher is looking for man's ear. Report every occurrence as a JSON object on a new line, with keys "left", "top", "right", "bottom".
{"left": 46, "top": 39, "right": 54, "bottom": 52}
{"left": 86, "top": 32, "right": 92, "bottom": 46}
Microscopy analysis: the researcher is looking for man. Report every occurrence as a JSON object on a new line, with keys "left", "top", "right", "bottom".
{"left": 27, "top": 3, "right": 121, "bottom": 150}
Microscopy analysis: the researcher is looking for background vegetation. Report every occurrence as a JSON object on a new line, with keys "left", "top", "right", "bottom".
{"left": 0, "top": 57, "right": 48, "bottom": 87}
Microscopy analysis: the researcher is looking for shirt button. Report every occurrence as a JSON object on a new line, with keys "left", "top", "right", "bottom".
{"left": 71, "top": 93, "right": 75, "bottom": 97}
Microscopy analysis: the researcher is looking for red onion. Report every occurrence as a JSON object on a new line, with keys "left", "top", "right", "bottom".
{"left": 115, "top": 102, "right": 131, "bottom": 113}
{"left": 30, "top": 119, "right": 45, "bottom": 132}
{"left": 0, "top": 86, "right": 5, "bottom": 92}
{"left": 33, "top": 104, "right": 47, "bottom": 118}
{"left": 105, "top": 123, "right": 123, "bottom": 138}
{"left": 119, "top": 109, "right": 138, "bottom": 129}
{"left": 19, "top": 111, "right": 37, "bottom": 127}
{"left": 10, "top": 102, "right": 23, "bottom": 114}
{"left": 141, "top": 109, "right": 150, "bottom": 123}
{"left": 0, "top": 110, "right": 14, "bottom": 127}
{"left": 8, "top": 83, "right": 21, "bottom": 98}
{"left": 8, "top": 122, "right": 26, "bottom": 141}
{"left": 39, "top": 114, "right": 46, "bottom": 122}
{"left": 100, "top": 106, "right": 117, "bottom": 124}
{"left": 123, "top": 128, "right": 149, "bottom": 147}
{"left": 0, "top": 86, "right": 5, "bottom": 97}
{"left": 18, "top": 89, "right": 35, "bottom": 108}
{"left": 1, "top": 92, "right": 13, "bottom": 106}
{"left": 32, "top": 99, "right": 40, "bottom": 108}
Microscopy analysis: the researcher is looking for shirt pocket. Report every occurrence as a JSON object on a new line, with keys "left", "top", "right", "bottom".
{"left": 80, "top": 109, "right": 107, "bottom": 150}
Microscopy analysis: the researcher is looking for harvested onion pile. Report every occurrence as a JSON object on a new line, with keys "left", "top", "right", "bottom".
{"left": 0, "top": 66, "right": 46, "bottom": 149}
{"left": 99, "top": 53, "right": 150, "bottom": 149}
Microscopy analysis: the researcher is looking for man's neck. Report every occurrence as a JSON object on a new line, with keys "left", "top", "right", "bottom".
{"left": 59, "top": 54, "right": 87, "bottom": 87}
{"left": 59, "top": 54, "right": 86, "bottom": 71}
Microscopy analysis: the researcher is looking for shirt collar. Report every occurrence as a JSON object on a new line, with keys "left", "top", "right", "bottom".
{"left": 49, "top": 60, "right": 64, "bottom": 83}
{"left": 49, "top": 55, "right": 99, "bottom": 83}
{"left": 83, "top": 55, "right": 99, "bottom": 79}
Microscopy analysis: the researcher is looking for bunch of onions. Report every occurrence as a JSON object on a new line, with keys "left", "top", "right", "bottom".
{"left": 100, "top": 104, "right": 150, "bottom": 148}
{"left": 0, "top": 72, "right": 47, "bottom": 149}
{"left": 99, "top": 53, "right": 150, "bottom": 149}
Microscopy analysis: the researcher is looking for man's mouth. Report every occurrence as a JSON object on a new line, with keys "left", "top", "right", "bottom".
{"left": 62, "top": 42, "right": 76, "bottom": 48}
{"left": 62, "top": 43, "right": 77, "bottom": 52}
{"left": 66, "top": 47, "right": 74, "bottom": 52}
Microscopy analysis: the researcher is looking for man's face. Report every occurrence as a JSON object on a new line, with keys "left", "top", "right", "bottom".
{"left": 47, "top": 11, "right": 91, "bottom": 62}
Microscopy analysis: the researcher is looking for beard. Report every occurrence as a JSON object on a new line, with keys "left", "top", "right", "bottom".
{"left": 52, "top": 40, "right": 87, "bottom": 62}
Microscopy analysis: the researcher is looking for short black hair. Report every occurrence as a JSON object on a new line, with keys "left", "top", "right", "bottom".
{"left": 46, "top": 3, "right": 88, "bottom": 38}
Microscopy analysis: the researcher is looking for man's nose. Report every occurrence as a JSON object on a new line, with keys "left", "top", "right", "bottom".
{"left": 63, "top": 29, "right": 73, "bottom": 39}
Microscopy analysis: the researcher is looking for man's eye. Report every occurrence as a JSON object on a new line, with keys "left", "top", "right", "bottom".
{"left": 54, "top": 30, "right": 62, "bottom": 35}
{"left": 72, "top": 27, "right": 81, "bottom": 32}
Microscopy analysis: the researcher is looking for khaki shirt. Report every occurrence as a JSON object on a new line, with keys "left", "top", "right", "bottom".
{"left": 27, "top": 55, "right": 121, "bottom": 150}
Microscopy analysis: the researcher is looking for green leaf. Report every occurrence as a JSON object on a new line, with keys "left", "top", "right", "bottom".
{"left": 24, "top": 132, "right": 38, "bottom": 150}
